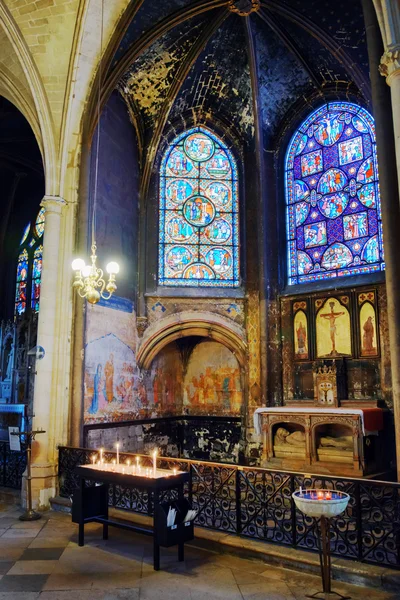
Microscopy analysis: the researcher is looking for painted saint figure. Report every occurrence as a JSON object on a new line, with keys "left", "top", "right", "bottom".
{"left": 104, "top": 353, "right": 114, "bottom": 403}
{"left": 296, "top": 321, "right": 307, "bottom": 357}
{"left": 319, "top": 301, "right": 345, "bottom": 355}
{"left": 363, "top": 315, "right": 375, "bottom": 354}
{"left": 88, "top": 364, "right": 102, "bottom": 414}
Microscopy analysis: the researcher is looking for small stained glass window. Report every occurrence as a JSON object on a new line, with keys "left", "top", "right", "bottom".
{"left": 159, "top": 127, "right": 240, "bottom": 287}
{"left": 31, "top": 245, "right": 42, "bottom": 312}
{"left": 15, "top": 249, "right": 28, "bottom": 316}
{"left": 20, "top": 223, "right": 30, "bottom": 245}
{"left": 34, "top": 207, "right": 45, "bottom": 238}
{"left": 285, "top": 102, "right": 384, "bottom": 285}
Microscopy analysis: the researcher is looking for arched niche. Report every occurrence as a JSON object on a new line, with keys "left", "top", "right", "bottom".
{"left": 137, "top": 311, "right": 247, "bottom": 371}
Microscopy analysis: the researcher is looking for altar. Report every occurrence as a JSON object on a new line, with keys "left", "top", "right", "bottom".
{"left": 253, "top": 406, "right": 384, "bottom": 476}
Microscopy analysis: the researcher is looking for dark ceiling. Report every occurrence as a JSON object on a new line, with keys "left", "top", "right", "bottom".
{"left": 106, "top": 0, "right": 370, "bottom": 164}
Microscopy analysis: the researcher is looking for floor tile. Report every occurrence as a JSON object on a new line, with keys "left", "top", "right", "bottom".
{"left": 0, "top": 575, "right": 48, "bottom": 592}
{"left": 42, "top": 573, "right": 93, "bottom": 591}
{"left": 7, "top": 561, "right": 58, "bottom": 576}
{"left": 19, "top": 549, "right": 65, "bottom": 561}
{"left": 0, "top": 549, "right": 26, "bottom": 562}
{"left": 0, "top": 563, "right": 14, "bottom": 575}
{"left": 28, "top": 539, "right": 70, "bottom": 550}
{"left": 0, "top": 592, "right": 40, "bottom": 600}
{"left": 1, "top": 531, "right": 37, "bottom": 540}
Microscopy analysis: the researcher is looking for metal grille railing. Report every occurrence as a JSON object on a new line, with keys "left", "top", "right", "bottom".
{"left": 0, "top": 441, "right": 26, "bottom": 489}
{"left": 58, "top": 446, "right": 400, "bottom": 569}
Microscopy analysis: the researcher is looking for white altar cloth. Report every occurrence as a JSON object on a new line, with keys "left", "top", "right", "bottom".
{"left": 253, "top": 407, "right": 370, "bottom": 436}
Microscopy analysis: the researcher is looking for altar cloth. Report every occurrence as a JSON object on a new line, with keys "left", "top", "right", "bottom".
{"left": 253, "top": 406, "right": 384, "bottom": 436}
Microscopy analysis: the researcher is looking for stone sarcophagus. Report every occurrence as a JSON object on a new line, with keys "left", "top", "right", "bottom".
{"left": 253, "top": 406, "right": 384, "bottom": 477}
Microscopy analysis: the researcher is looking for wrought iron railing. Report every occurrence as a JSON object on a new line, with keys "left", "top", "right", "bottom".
{"left": 0, "top": 441, "right": 26, "bottom": 489}
{"left": 58, "top": 446, "right": 400, "bottom": 569}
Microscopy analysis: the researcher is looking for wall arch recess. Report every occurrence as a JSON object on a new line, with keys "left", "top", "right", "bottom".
{"left": 137, "top": 311, "right": 247, "bottom": 370}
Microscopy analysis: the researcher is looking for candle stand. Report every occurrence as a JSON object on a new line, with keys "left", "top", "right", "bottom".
{"left": 292, "top": 489, "right": 350, "bottom": 600}
{"left": 72, "top": 463, "right": 193, "bottom": 570}
{"left": 11, "top": 429, "right": 46, "bottom": 521}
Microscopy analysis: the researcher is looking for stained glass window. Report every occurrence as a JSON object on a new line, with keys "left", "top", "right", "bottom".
{"left": 15, "top": 249, "right": 28, "bottom": 316}
{"left": 34, "top": 207, "right": 45, "bottom": 238}
{"left": 20, "top": 223, "right": 30, "bottom": 245}
{"left": 14, "top": 208, "right": 45, "bottom": 317}
{"left": 31, "top": 245, "right": 42, "bottom": 312}
{"left": 285, "top": 102, "right": 384, "bottom": 285}
{"left": 159, "top": 127, "right": 240, "bottom": 287}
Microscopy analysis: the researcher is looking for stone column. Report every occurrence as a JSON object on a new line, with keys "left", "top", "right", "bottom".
{"left": 30, "top": 195, "right": 66, "bottom": 507}
{"left": 362, "top": 0, "right": 400, "bottom": 479}
{"left": 380, "top": 45, "right": 400, "bottom": 191}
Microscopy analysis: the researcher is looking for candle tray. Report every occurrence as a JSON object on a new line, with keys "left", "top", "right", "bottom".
{"left": 292, "top": 489, "right": 350, "bottom": 518}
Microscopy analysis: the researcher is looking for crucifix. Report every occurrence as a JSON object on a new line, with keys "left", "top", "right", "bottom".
{"left": 319, "top": 302, "right": 345, "bottom": 355}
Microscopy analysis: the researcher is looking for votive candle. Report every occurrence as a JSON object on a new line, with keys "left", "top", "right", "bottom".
{"left": 92, "top": 454, "right": 96, "bottom": 465}
{"left": 152, "top": 449, "right": 157, "bottom": 478}
{"left": 100, "top": 448, "right": 103, "bottom": 464}
{"left": 116, "top": 443, "right": 120, "bottom": 465}
{"left": 173, "top": 468, "right": 177, "bottom": 476}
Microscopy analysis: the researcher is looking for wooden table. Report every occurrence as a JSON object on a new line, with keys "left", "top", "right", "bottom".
{"left": 72, "top": 464, "right": 191, "bottom": 570}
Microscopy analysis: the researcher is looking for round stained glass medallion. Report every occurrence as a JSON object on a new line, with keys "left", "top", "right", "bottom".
{"left": 318, "top": 192, "right": 348, "bottom": 219}
{"left": 166, "top": 215, "right": 194, "bottom": 242}
{"left": 166, "top": 246, "right": 193, "bottom": 273}
{"left": 297, "top": 251, "right": 313, "bottom": 275}
{"left": 34, "top": 208, "right": 45, "bottom": 237}
{"left": 166, "top": 180, "right": 194, "bottom": 205}
{"left": 204, "top": 247, "right": 232, "bottom": 274}
{"left": 184, "top": 133, "right": 214, "bottom": 162}
{"left": 295, "top": 202, "right": 310, "bottom": 226}
{"left": 317, "top": 168, "right": 347, "bottom": 195}
{"left": 204, "top": 218, "right": 232, "bottom": 244}
{"left": 20, "top": 223, "right": 30, "bottom": 245}
{"left": 183, "top": 196, "right": 215, "bottom": 227}
{"left": 205, "top": 151, "right": 231, "bottom": 179}
{"left": 358, "top": 183, "right": 376, "bottom": 208}
{"left": 206, "top": 181, "right": 231, "bottom": 207}
{"left": 183, "top": 262, "right": 215, "bottom": 280}
{"left": 314, "top": 116, "right": 344, "bottom": 146}
{"left": 362, "top": 235, "right": 379, "bottom": 263}
{"left": 321, "top": 243, "right": 352, "bottom": 270}
{"left": 167, "top": 149, "right": 194, "bottom": 177}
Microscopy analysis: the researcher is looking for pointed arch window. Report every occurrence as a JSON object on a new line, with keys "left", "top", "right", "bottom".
{"left": 285, "top": 102, "right": 384, "bottom": 285}
{"left": 159, "top": 126, "right": 240, "bottom": 287}
{"left": 14, "top": 208, "right": 46, "bottom": 317}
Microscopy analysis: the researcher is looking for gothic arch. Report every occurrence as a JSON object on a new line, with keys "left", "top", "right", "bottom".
{"left": 137, "top": 311, "right": 247, "bottom": 370}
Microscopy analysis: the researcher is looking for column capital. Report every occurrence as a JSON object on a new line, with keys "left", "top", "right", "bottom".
{"left": 379, "top": 43, "right": 400, "bottom": 84}
{"left": 40, "top": 195, "right": 67, "bottom": 215}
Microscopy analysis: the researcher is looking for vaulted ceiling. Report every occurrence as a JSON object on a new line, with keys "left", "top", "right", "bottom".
{"left": 103, "top": 0, "right": 370, "bottom": 176}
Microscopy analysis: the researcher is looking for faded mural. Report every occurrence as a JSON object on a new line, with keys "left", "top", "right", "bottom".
{"left": 84, "top": 301, "right": 242, "bottom": 423}
{"left": 183, "top": 341, "right": 242, "bottom": 415}
{"left": 84, "top": 297, "right": 140, "bottom": 424}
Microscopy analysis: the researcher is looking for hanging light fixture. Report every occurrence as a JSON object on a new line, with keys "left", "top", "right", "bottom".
{"left": 71, "top": 0, "right": 119, "bottom": 304}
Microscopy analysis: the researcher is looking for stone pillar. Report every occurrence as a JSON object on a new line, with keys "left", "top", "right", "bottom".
{"left": 380, "top": 45, "right": 400, "bottom": 191}
{"left": 30, "top": 195, "right": 66, "bottom": 508}
{"left": 362, "top": 0, "right": 400, "bottom": 479}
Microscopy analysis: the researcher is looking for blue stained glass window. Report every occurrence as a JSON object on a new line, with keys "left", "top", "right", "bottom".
{"left": 285, "top": 102, "right": 384, "bottom": 285}
{"left": 15, "top": 249, "right": 28, "bottom": 316}
{"left": 31, "top": 245, "right": 42, "bottom": 312}
{"left": 159, "top": 127, "right": 240, "bottom": 287}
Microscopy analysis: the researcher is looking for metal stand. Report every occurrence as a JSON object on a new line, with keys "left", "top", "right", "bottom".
{"left": 12, "top": 429, "right": 45, "bottom": 521}
{"left": 306, "top": 516, "right": 351, "bottom": 600}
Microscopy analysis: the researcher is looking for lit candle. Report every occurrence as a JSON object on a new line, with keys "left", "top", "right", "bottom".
{"left": 317, "top": 490, "right": 324, "bottom": 500}
{"left": 112, "top": 459, "right": 116, "bottom": 471}
{"left": 116, "top": 442, "right": 120, "bottom": 465}
{"left": 173, "top": 468, "right": 177, "bottom": 476}
{"left": 100, "top": 448, "right": 104, "bottom": 464}
{"left": 122, "top": 467, "right": 125, "bottom": 475}
{"left": 152, "top": 449, "right": 157, "bottom": 478}
{"left": 299, "top": 486, "right": 303, "bottom": 496}
{"left": 326, "top": 491, "right": 332, "bottom": 500}
{"left": 127, "top": 459, "right": 131, "bottom": 473}
{"left": 92, "top": 454, "right": 96, "bottom": 465}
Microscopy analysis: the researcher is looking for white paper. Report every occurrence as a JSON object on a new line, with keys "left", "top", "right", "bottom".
{"left": 9, "top": 427, "right": 21, "bottom": 451}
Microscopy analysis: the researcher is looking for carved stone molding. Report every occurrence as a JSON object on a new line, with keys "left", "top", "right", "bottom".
{"left": 379, "top": 44, "right": 400, "bottom": 82}
{"left": 136, "top": 316, "right": 148, "bottom": 338}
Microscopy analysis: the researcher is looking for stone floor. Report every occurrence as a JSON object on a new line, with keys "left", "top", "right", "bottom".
{"left": 0, "top": 503, "right": 398, "bottom": 600}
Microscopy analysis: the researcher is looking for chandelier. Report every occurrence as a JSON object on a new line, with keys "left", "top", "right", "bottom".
{"left": 71, "top": 0, "right": 119, "bottom": 304}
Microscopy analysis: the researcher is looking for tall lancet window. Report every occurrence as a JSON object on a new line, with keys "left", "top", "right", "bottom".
{"left": 14, "top": 208, "right": 46, "bottom": 317}
{"left": 285, "top": 102, "right": 384, "bottom": 285}
{"left": 159, "top": 127, "right": 240, "bottom": 287}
